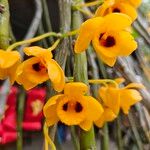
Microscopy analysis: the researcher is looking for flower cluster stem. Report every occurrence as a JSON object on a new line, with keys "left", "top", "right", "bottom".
{"left": 72, "top": 2, "right": 96, "bottom": 149}
{"left": 6, "top": 32, "right": 60, "bottom": 51}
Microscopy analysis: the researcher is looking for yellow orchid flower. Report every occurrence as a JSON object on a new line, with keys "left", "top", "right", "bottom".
{"left": 95, "top": 0, "right": 141, "bottom": 21}
{"left": 114, "top": 78, "right": 143, "bottom": 114}
{"left": 120, "top": 83, "right": 143, "bottom": 114}
{"left": 43, "top": 82, "right": 104, "bottom": 131}
{"left": 95, "top": 80, "right": 143, "bottom": 127}
{"left": 98, "top": 86, "right": 120, "bottom": 115}
{"left": 94, "top": 86, "right": 120, "bottom": 127}
{"left": 0, "top": 50, "right": 21, "bottom": 84}
{"left": 16, "top": 46, "right": 65, "bottom": 92}
{"left": 74, "top": 13, "right": 137, "bottom": 66}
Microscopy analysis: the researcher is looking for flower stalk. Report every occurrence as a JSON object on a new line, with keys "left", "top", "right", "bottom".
{"left": 6, "top": 29, "right": 78, "bottom": 52}
{"left": 89, "top": 79, "right": 118, "bottom": 87}
{"left": 43, "top": 122, "right": 56, "bottom": 150}
{"left": 75, "top": 0, "right": 103, "bottom": 8}
{"left": 47, "top": 39, "right": 61, "bottom": 51}
{"left": 102, "top": 124, "right": 109, "bottom": 150}
{"left": 6, "top": 32, "right": 60, "bottom": 51}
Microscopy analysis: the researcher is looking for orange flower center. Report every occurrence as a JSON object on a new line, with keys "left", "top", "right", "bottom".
{"left": 32, "top": 62, "right": 46, "bottom": 72}
{"left": 62, "top": 101, "right": 83, "bottom": 113}
{"left": 99, "top": 33, "right": 116, "bottom": 47}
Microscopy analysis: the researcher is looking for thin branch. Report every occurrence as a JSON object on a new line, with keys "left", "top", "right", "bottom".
{"left": 41, "top": 0, "right": 54, "bottom": 44}
{"left": 133, "top": 22, "right": 150, "bottom": 46}
{"left": 18, "top": 0, "right": 42, "bottom": 56}
{"left": 0, "top": 80, "right": 10, "bottom": 120}
{"left": 128, "top": 112, "right": 143, "bottom": 150}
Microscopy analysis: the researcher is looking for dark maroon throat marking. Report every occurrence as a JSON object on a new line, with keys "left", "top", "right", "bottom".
{"left": 32, "top": 63, "right": 41, "bottom": 72}
{"left": 113, "top": 8, "right": 121, "bottom": 12}
{"left": 99, "top": 34, "right": 116, "bottom": 47}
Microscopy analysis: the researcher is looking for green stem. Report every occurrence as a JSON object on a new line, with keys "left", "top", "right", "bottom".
{"left": 6, "top": 32, "right": 59, "bottom": 51}
{"left": 89, "top": 79, "right": 118, "bottom": 87}
{"left": 102, "top": 124, "right": 109, "bottom": 150}
{"left": 0, "top": 0, "right": 10, "bottom": 49}
{"left": 17, "top": 88, "right": 25, "bottom": 150}
{"left": 74, "top": 53, "right": 88, "bottom": 84}
{"left": 72, "top": 5, "right": 96, "bottom": 150}
{"left": 80, "top": 127, "right": 96, "bottom": 150}
{"left": 70, "top": 126, "right": 80, "bottom": 150}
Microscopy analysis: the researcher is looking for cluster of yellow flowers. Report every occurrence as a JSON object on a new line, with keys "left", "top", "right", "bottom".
{"left": 44, "top": 80, "right": 143, "bottom": 130}
{"left": 44, "top": 0, "right": 143, "bottom": 130}
{"left": 0, "top": 0, "right": 143, "bottom": 131}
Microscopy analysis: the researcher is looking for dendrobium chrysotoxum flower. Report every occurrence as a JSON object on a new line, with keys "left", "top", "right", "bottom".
{"left": 95, "top": 86, "right": 120, "bottom": 127}
{"left": 74, "top": 13, "right": 137, "bottom": 66}
{"left": 43, "top": 82, "right": 104, "bottom": 131}
{"left": 95, "top": 79, "right": 143, "bottom": 127}
{"left": 119, "top": 82, "right": 143, "bottom": 114}
{"left": 0, "top": 50, "right": 21, "bottom": 84}
{"left": 95, "top": 0, "right": 141, "bottom": 21}
{"left": 16, "top": 46, "right": 65, "bottom": 92}
{"left": 114, "top": 78, "right": 144, "bottom": 114}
